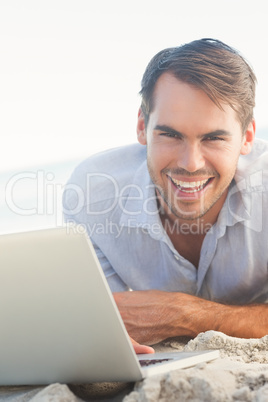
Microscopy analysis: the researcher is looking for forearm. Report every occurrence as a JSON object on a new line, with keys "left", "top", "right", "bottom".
{"left": 177, "top": 293, "right": 268, "bottom": 339}
{"left": 114, "top": 290, "right": 268, "bottom": 345}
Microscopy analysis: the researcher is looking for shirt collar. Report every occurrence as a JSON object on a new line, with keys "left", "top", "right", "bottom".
{"left": 215, "top": 154, "right": 263, "bottom": 233}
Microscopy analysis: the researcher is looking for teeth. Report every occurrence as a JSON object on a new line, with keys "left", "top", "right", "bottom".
{"left": 171, "top": 178, "right": 208, "bottom": 188}
{"left": 170, "top": 177, "right": 210, "bottom": 193}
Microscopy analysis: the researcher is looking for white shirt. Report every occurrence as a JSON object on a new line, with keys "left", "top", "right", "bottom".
{"left": 63, "top": 139, "right": 268, "bottom": 304}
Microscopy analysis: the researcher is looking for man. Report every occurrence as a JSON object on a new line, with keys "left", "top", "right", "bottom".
{"left": 63, "top": 38, "right": 268, "bottom": 354}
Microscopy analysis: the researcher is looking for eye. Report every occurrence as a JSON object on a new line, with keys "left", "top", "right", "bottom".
{"left": 161, "top": 132, "right": 174, "bottom": 137}
{"left": 204, "top": 136, "right": 225, "bottom": 142}
{"left": 160, "top": 132, "right": 181, "bottom": 139}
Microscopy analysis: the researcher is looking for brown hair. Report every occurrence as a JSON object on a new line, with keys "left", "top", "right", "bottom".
{"left": 139, "top": 38, "right": 257, "bottom": 133}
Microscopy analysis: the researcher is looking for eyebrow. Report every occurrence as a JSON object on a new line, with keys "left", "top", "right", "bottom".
{"left": 154, "top": 124, "right": 232, "bottom": 139}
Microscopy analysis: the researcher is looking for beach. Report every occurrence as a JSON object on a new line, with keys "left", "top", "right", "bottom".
{"left": 1, "top": 330, "right": 268, "bottom": 401}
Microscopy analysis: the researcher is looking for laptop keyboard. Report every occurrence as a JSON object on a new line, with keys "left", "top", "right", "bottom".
{"left": 139, "top": 358, "right": 171, "bottom": 367}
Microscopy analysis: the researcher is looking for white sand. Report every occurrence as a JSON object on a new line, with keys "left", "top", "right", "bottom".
{"left": 124, "top": 331, "right": 268, "bottom": 401}
{"left": 1, "top": 331, "right": 268, "bottom": 401}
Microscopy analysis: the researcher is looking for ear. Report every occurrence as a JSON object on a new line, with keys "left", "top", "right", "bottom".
{"left": 137, "top": 108, "right": 147, "bottom": 145}
{"left": 240, "top": 119, "right": 256, "bottom": 155}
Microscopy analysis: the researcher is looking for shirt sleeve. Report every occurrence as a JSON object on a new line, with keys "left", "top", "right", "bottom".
{"left": 62, "top": 158, "right": 131, "bottom": 292}
{"left": 91, "top": 239, "right": 129, "bottom": 292}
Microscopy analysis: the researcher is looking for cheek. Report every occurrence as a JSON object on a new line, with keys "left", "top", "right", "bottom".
{"left": 203, "top": 141, "right": 242, "bottom": 164}
{"left": 204, "top": 151, "right": 241, "bottom": 180}
{"left": 147, "top": 143, "right": 171, "bottom": 169}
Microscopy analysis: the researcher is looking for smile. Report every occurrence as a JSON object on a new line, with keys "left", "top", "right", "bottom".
{"left": 169, "top": 177, "right": 212, "bottom": 193}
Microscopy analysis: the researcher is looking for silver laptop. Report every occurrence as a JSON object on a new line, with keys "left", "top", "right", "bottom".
{"left": 0, "top": 227, "right": 219, "bottom": 385}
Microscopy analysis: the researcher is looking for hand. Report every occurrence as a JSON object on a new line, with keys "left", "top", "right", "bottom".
{"left": 114, "top": 290, "right": 188, "bottom": 345}
{"left": 130, "top": 336, "right": 155, "bottom": 354}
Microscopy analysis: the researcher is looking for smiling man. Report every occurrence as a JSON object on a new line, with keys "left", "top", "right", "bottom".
{"left": 63, "top": 39, "right": 268, "bottom": 354}
{"left": 137, "top": 73, "right": 255, "bottom": 269}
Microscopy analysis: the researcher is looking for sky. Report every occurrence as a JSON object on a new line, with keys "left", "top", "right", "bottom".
{"left": 0, "top": 0, "right": 267, "bottom": 171}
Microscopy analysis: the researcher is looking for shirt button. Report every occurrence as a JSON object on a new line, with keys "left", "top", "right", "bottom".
{"left": 174, "top": 254, "right": 179, "bottom": 260}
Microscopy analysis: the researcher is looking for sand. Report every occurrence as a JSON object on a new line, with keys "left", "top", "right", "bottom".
{"left": 1, "top": 330, "right": 268, "bottom": 401}
{"left": 124, "top": 331, "right": 268, "bottom": 402}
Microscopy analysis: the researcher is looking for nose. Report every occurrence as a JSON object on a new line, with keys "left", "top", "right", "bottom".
{"left": 178, "top": 143, "right": 206, "bottom": 172}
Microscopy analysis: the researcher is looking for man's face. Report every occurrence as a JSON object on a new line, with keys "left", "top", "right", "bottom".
{"left": 137, "top": 73, "right": 254, "bottom": 223}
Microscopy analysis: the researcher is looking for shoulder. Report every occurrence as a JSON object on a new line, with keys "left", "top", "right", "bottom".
{"left": 234, "top": 138, "right": 268, "bottom": 217}
{"left": 237, "top": 138, "right": 268, "bottom": 177}
{"left": 248, "top": 137, "right": 268, "bottom": 159}
{"left": 63, "top": 143, "right": 147, "bottom": 213}
{"left": 72, "top": 143, "right": 146, "bottom": 177}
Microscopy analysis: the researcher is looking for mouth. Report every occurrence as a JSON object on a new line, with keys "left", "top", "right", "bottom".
{"left": 169, "top": 177, "right": 213, "bottom": 193}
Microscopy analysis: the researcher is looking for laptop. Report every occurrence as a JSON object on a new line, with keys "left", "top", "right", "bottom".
{"left": 0, "top": 226, "right": 219, "bottom": 385}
